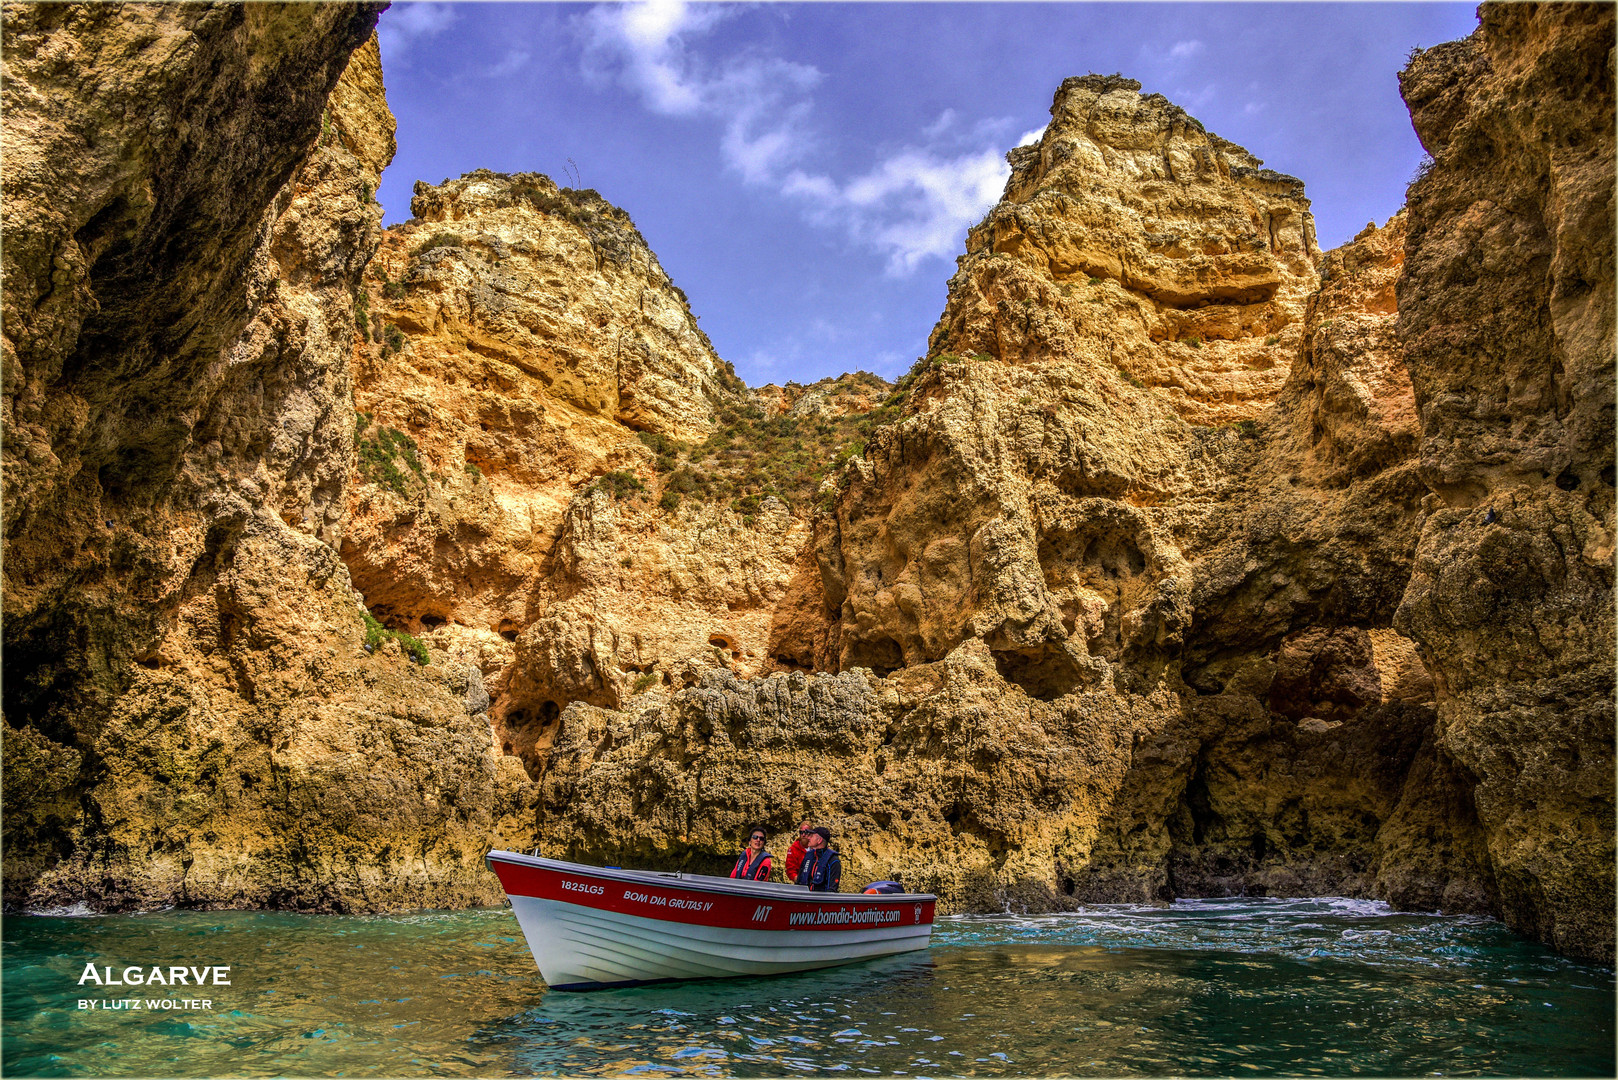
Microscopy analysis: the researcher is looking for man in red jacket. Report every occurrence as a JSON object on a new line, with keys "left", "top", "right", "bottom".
{"left": 784, "top": 820, "right": 812, "bottom": 884}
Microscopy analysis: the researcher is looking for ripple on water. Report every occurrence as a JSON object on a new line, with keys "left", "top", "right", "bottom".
{"left": 2, "top": 900, "right": 1612, "bottom": 1077}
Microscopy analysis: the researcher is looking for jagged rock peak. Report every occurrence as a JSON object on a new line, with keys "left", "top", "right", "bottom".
{"left": 410, "top": 169, "right": 648, "bottom": 266}
{"left": 931, "top": 73, "right": 1320, "bottom": 426}
{"left": 1033, "top": 72, "right": 1305, "bottom": 185}
{"left": 379, "top": 168, "right": 741, "bottom": 441}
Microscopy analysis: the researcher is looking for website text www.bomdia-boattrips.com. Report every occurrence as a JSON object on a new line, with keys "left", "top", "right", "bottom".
{"left": 788, "top": 907, "right": 905, "bottom": 927}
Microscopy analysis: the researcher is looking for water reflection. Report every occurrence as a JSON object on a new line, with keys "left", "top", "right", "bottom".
{"left": 4, "top": 900, "right": 1612, "bottom": 1077}
{"left": 473, "top": 909, "right": 1613, "bottom": 1078}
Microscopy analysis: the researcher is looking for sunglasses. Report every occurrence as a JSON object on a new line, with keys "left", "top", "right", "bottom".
{"left": 799, "top": 828, "right": 812, "bottom": 834}
{"left": 749, "top": 835, "right": 765, "bottom": 841}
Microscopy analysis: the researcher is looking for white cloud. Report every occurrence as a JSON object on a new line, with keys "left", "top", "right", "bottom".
{"left": 1017, "top": 125, "right": 1047, "bottom": 147}
{"left": 581, "top": 0, "right": 728, "bottom": 114}
{"left": 487, "top": 49, "right": 531, "bottom": 79}
{"left": 378, "top": 3, "right": 457, "bottom": 68}
{"left": 923, "top": 109, "right": 958, "bottom": 138}
{"left": 579, "top": 0, "right": 1010, "bottom": 274}
{"left": 1167, "top": 40, "right": 1205, "bottom": 61}
{"left": 780, "top": 171, "right": 839, "bottom": 203}
{"left": 786, "top": 147, "right": 1009, "bottom": 275}
{"left": 581, "top": 0, "right": 820, "bottom": 181}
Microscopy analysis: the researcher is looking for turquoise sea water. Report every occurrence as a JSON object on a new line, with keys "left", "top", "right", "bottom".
{"left": 3, "top": 897, "right": 1611, "bottom": 1077}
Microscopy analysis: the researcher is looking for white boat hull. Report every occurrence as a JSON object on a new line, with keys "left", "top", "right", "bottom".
{"left": 488, "top": 850, "right": 936, "bottom": 990}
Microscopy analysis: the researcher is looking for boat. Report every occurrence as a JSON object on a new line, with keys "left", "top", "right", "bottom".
{"left": 486, "top": 849, "right": 937, "bottom": 990}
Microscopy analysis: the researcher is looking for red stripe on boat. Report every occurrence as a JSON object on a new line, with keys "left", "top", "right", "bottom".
{"left": 490, "top": 857, "right": 935, "bottom": 931}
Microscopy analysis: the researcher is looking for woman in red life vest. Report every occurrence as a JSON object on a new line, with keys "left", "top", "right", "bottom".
{"left": 729, "top": 826, "right": 772, "bottom": 881}
{"left": 784, "top": 820, "right": 812, "bottom": 883}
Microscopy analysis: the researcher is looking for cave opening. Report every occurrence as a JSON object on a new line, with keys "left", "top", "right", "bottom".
{"left": 844, "top": 635, "right": 903, "bottom": 678}
{"left": 990, "top": 645, "right": 1085, "bottom": 701}
{"left": 708, "top": 634, "right": 741, "bottom": 659}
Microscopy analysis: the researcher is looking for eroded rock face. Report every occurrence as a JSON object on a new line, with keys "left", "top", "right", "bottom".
{"left": 534, "top": 92, "right": 1489, "bottom": 925}
{"left": 2, "top": 7, "right": 535, "bottom": 913}
{"left": 342, "top": 173, "right": 740, "bottom": 641}
{"left": 930, "top": 74, "right": 1320, "bottom": 426}
{"left": 537, "top": 640, "right": 1159, "bottom": 909}
{"left": 4, "top": 4, "right": 1607, "bottom": 966}
{"left": 341, "top": 173, "right": 838, "bottom": 779}
{"left": 1393, "top": 4, "right": 1615, "bottom": 962}
{"left": 821, "top": 79, "right": 1332, "bottom": 690}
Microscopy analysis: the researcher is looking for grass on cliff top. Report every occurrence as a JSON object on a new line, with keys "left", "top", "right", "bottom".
{"left": 597, "top": 372, "right": 898, "bottom": 518}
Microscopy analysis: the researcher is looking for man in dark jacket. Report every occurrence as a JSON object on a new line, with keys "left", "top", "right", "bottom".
{"left": 796, "top": 826, "right": 841, "bottom": 892}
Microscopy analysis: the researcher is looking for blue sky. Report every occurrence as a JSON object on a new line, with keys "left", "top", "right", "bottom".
{"left": 376, "top": 2, "right": 1479, "bottom": 386}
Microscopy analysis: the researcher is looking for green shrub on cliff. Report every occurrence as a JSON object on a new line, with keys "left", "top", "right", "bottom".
{"left": 593, "top": 470, "right": 646, "bottom": 500}
{"left": 622, "top": 374, "right": 890, "bottom": 516}
{"left": 412, "top": 231, "right": 462, "bottom": 256}
{"left": 509, "top": 181, "right": 640, "bottom": 266}
{"left": 382, "top": 324, "right": 406, "bottom": 355}
{"left": 361, "top": 611, "right": 430, "bottom": 665}
{"left": 353, "top": 289, "right": 371, "bottom": 340}
{"left": 355, "top": 415, "right": 427, "bottom": 497}
{"left": 375, "top": 271, "right": 407, "bottom": 301}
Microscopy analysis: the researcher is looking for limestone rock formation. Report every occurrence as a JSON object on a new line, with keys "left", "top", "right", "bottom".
{"left": 534, "top": 203, "right": 1486, "bottom": 922}
{"left": 820, "top": 79, "right": 1326, "bottom": 692}
{"left": 538, "top": 642, "right": 1150, "bottom": 907}
{"left": 339, "top": 174, "right": 866, "bottom": 778}
{"left": 342, "top": 171, "right": 742, "bottom": 652}
{"left": 1394, "top": 3, "right": 1615, "bottom": 962}
{"left": 813, "top": 78, "right": 1327, "bottom": 691}
{"left": 930, "top": 74, "right": 1320, "bottom": 426}
{"left": 526, "top": 25, "right": 1610, "bottom": 963}
{"left": 3, "top": 2, "right": 1608, "bottom": 967}
{"left": 530, "top": 80, "right": 1503, "bottom": 931}
{"left": 2, "top": 6, "right": 534, "bottom": 913}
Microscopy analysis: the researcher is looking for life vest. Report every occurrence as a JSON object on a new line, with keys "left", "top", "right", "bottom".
{"left": 796, "top": 847, "right": 841, "bottom": 892}
{"left": 730, "top": 849, "right": 772, "bottom": 881}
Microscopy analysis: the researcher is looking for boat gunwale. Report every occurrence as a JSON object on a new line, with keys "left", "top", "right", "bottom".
{"left": 488, "top": 849, "right": 937, "bottom": 905}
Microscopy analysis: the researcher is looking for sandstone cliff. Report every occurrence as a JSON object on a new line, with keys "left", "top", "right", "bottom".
{"left": 1393, "top": 2, "right": 1615, "bottom": 961}
{"left": 930, "top": 74, "right": 1320, "bottom": 426}
{"left": 530, "top": 83, "right": 1497, "bottom": 937}
{"left": 3, "top": 2, "right": 1608, "bottom": 967}
{"left": 527, "top": 33, "right": 1610, "bottom": 964}
{"left": 340, "top": 175, "right": 896, "bottom": 778}
{"left": 3, "top": 6, "right": 532, "bottom": 913}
